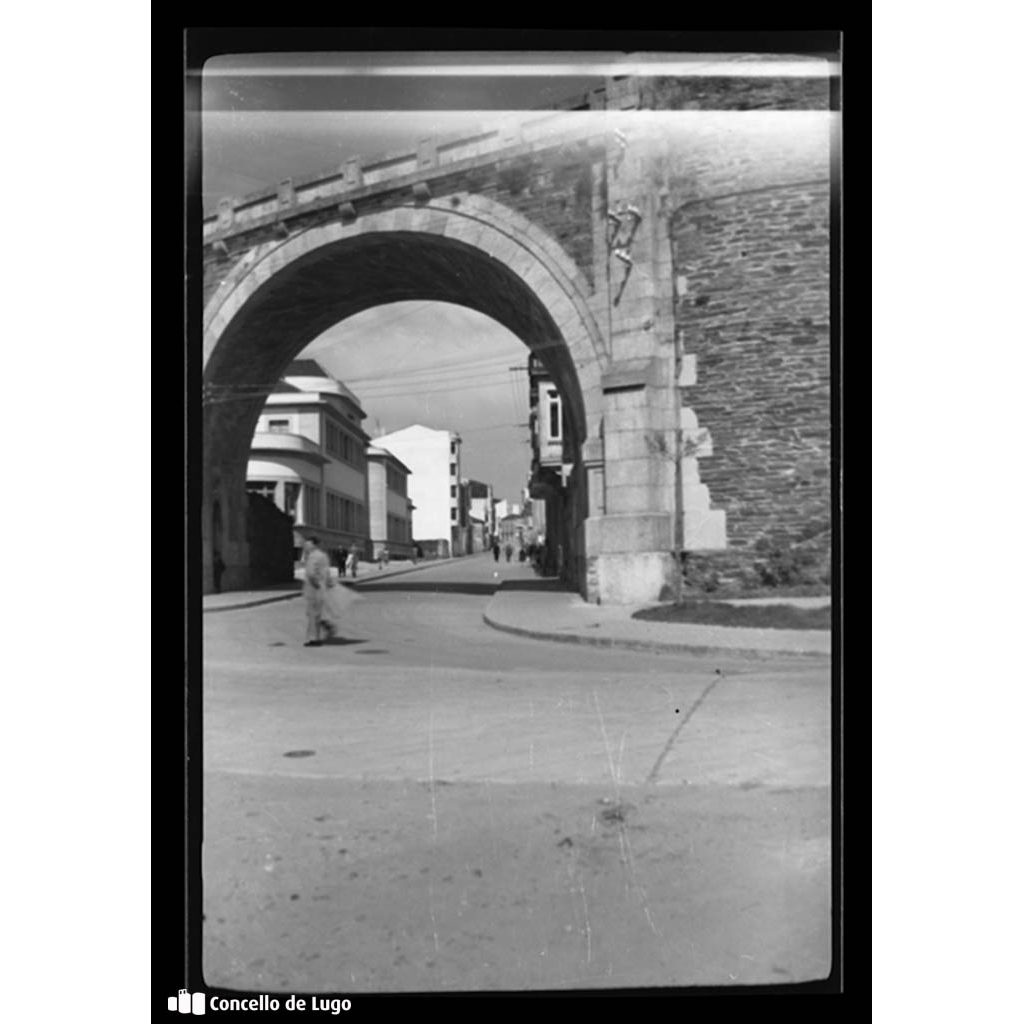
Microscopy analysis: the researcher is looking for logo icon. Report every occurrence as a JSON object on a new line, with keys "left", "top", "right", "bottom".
{"left": 168, "top": 989, "right": 206, "bottom": 1014}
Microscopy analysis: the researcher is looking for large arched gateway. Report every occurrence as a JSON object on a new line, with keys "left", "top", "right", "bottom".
{"left": 202, "top": 195, "right": 609, "bottom": 597}
{"left": 202, "top": 74, "right": 833, "bottom": 605}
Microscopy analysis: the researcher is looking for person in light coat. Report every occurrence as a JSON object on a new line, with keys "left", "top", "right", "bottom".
{"left": 302, "top": 536, "right": 334, "bottom": 646}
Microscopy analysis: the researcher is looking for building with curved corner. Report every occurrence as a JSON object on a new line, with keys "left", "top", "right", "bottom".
{"left": 246, "top": 360, "right": 372, "bottom": 562}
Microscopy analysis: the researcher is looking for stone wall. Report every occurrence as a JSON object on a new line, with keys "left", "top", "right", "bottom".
{"left": 643, "top": 76, "right": 830, "bottom": 111}
{"left": 202, "top": 143, "right": 597, "bottom": 310}
{"left": 670, "top": 179, "right": 831, "bottom": 586}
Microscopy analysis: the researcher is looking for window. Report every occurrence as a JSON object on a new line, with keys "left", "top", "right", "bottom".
{"left": 450, "top": 485, "right": 457, "bottom": 498}
{"left": 548, "top": 390, "right": 561, "bottom": 440}
{"left": 451, "top": 508, "right": 457, "bottom": 521}
{"left": 267, "top": 419, "right": 290, "bottom": 434}
{"left": 303, "top": 485, "right": 321, "bottom": 526}
{"left": 450, "top": 463, "right": 457, "bottom": 477}
{"left": 325, "top": 417, "right": 365, "bottom": 468}
{"left": 283, "top": 482, "right": 300, "bottom": 517}
{"left": 246, "top": 480, "right": 276, "bottom": 501}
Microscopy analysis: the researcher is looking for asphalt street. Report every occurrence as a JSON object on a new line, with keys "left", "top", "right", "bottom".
{"left": 202, "top": 555, "right": 832, "bottom": 992}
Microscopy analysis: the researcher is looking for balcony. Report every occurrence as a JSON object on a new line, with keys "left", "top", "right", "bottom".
{"left": 249, "top": 431, "right": 328, "bottom": 465}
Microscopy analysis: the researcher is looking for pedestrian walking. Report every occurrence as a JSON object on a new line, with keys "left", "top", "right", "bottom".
{"left": 505, "top": 543, "right": 513, "bottom": 563}
{"left": 337, "top": 546, "right": 348, "bottom": 577}
{"left": 346, "top": 548, "right": 359, "bottom": 578}
{"left": 302, "top": 536, "right": 332, "bottom": 647}
{"left": 492, "top": 540, "right": 500, "bottom": 562}
{"left": 303, "top": 536, "right": 358, "bottom": 646}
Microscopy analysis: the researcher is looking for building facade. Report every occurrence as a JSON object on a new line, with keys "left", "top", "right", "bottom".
{"left": 465, "top": 479, "right": 494, "bottom": 551}
{"left": 246, "top": 360, "right": 372, "bottom": 562}
{"left": 365, "top": 446, "right": 414, "bottom": 561}
{"left": 528, "top": 352, "right": 572, "bottom": 579}
{"left": 374, "top": 425, "right": 464, "bottom": 557}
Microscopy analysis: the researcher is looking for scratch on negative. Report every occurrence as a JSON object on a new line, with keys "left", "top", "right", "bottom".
{"left": 427, "top": 707, "right": 438, "bottom": 841}
{"left": 592, "top": 691, "right": 620, "bottom": 797}
{"left": 428, "top": 880, "right": 440, "bottom": 956}
{"left": 619, "top": 824, "right": 660, "bottom": 936}
{"left": 581, "top": 885, "right": 592, "bottom": 963}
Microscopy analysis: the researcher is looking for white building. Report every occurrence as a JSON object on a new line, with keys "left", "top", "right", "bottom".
{"left": 246, "top": 360, "right": 372, "bottom": 560}
{"left": 374, "top": 424, "right": 464, "bottom": 557}
{"left": 366, "top": 446, "right": 414, "bottom": 561}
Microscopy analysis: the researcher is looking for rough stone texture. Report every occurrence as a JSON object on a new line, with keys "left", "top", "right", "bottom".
{"left": 671, "top": 180, "right": 831, "bottom": 581}
{"left": 642, "top": 76, "right": 830, "bottom": 111}
{"left": 595, "top": 552, "right": 679, "bottom": 606}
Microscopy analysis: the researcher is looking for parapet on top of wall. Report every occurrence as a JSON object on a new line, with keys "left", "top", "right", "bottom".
{"left": 202, "top": 65, "right": 834, "bottom": 243}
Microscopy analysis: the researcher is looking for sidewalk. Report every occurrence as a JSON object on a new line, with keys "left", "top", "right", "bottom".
{"left": 483, "top": 580, "right": 831, "bottom": 659}
{"left": 202, "top": 558, "right": 457, "bottom": 613}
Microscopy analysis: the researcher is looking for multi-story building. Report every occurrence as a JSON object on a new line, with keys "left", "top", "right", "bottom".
{"left": 465, "top": 479, "right": 495, "bottom": 550}
{"left": 246, "top": 359, "right": 372, "bottom": 562}
{"left": 366, "top": 446, "right": 414, "bottom": 561}
{"left": 528, "top": 352, "right": 569, "bottom": 576}
{"left": 374, "top": 424, "right": 465, "bottom": 557}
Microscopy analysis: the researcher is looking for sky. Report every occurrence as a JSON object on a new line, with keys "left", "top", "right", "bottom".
{"left": 197, "top": 48, "right": 834, "bottom": 502}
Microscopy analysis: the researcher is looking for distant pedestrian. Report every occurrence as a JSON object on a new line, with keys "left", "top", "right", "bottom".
{"left": 492, "top": 540, "right": 500, "bottom": 562}
{"left": 346, "top": 549, "right": 359, "bottom": 578}
{"left": 380, "top": 545, "right": 389, "bottom": 569}
{"left": 212, "top": 550, "right": 226, "bottom": 593}
{"left": 338, "top": 546, "right": 348, "bottom": 577}
{"left": 518, "top": 546, "right": 527, "bottom": 563}
{"left": 504, "top": 543, "right": 513, "bottom": 563}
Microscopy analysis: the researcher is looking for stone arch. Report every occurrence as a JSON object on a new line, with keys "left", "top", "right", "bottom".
{"left": 201, "top": 194, "right": 609, "bottom": 592}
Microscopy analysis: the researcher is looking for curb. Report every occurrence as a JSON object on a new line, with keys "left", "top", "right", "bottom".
{"left": 204, "top": 591, "right": 303, "bottom": 614}
{"left": 203, "top": 556, "right": 473, "bottom": 613}
{"left": 481, "top": 608, "right": 831, "bottom": 660}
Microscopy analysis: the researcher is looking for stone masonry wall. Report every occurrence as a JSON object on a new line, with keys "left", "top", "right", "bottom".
{"left": 202, "top": 144, "right": 596, "bottom": 311}
{"left": 671, "top": 180, "right": 831, "bottom": 587}
{"left": 643, "top": 76, "right": 830, "bottom": 111}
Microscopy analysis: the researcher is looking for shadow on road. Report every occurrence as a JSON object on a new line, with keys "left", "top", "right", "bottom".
{"left": 355, "top": 577, "right": 573, "bottom": 597}
{"left": 319, "top": 637, "right": 367, "bottom": 646}
{"left": 353, "top": 582, "right": 501, "bottom": 596}
{"left": 498, "top": 578, "right": 572, "bottom": 593}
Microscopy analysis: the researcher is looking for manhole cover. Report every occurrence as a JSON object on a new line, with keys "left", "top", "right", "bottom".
{"left": 283, "top": 750, "right": 316, "bottom": 758}
{"left": 355, "top": 649, "right": 389, "bottom": 655}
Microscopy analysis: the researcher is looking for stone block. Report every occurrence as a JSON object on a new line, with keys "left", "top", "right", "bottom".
{"left": 677, "top": 353, "right": 698, "bottom": 386}
{"left": 601, "top": 358, "right": 653, "bottom": 393}
{"left": 417, "top": 138, "right": 438, "bottom": 169}
{"left": 217, "top": 198, "right": 235, "bottom": 230}
{"left": 596, "top": 552, "right": 675, "bottom": 605}
{"left": 604, "top": 481, "right": 664, "bottom": 515}
{"left": 277, "top": 179, "right": 295, "bottom": 209}
{"left": 585, "top": 513, "right": 672, "bottom": 554}
{"left": 681, "top": 427, "right": 714, "bottom": 458}
{"left": 343, "top": 158, "right": 363, "bottom": 188}
{"left": 682, "top": 481, "right": 710, "bottom": 511}
{"left": 681, "top": 456, "right": 702, "bottom": 482}
{"left": 683, "top": 508, "right": 727, "bottom": 551}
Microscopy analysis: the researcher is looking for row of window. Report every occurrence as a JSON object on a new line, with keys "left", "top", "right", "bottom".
{"left": 324, "top": 417, "right": 366, "bottom": 469}
{"left": 386, "top": 514, "right": 411, "bottom": 543}
{"left": 304, "top": 485, "right": 322, "bottom": 526}
{"left": 326, "top": 490, "right": 367, "bottom": 534}
{"left": 385, "top": 464, "right": 407, "bottom": 497}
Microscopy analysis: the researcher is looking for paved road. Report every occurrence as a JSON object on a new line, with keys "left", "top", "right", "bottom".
{"left": 203, "top": 555, "right": 832, "bottom": 992}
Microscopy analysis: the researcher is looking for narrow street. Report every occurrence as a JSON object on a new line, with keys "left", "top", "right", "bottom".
{"left": 203, "top": 554, "right": 831, "bottom": 992}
